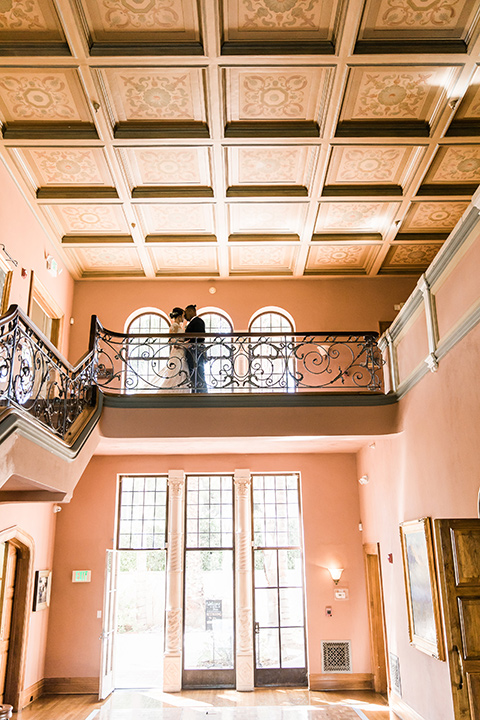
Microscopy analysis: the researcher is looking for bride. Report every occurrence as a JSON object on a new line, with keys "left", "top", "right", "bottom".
{"left": 160, "top": 307, "right": 190, "bottom": 391}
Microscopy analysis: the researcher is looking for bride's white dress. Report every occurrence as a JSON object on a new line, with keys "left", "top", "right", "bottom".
{"left": 160, "top": 321, "right": 190, "bottom": 391}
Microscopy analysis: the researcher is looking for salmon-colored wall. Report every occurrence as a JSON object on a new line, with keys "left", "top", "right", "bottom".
{"left": 0, "top": 503, "right": 57, "bottom": 691}
{"left": 45, "top": 453, "right": 370, "bottom": 681}
{"left": 357, "top": 321, "right": 480, "bottom": 720}
{"left": 0, "top": 160, "right": 74, "bottom": 357}
{"left": 434, "top": 230, "right": 480, "bottom": 342}
{"left": 395, "top": 307, "right": 429, "bottom": 384}
{"left": 68, "top": 277, "right": 416, "bottom": 363}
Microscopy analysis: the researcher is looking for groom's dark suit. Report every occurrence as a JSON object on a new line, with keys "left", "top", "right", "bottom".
{"left": 185, "top": 314, "right": 207, "bottom": 392}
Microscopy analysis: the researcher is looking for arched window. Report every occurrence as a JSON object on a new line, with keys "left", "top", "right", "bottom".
{"left": 196, "top": 308, "right": 233, "bottom": 392}
{"left": 248, "top": 308, "right": 295, "bottom": 334}
{"left": 197, "top": 308, "right": 233, "bottom": 334}
{"left": 125, "top": 309, "right": 170, "bottom": 393}
{"left": 248, "top": 308, "right": 296, "bottom": 392}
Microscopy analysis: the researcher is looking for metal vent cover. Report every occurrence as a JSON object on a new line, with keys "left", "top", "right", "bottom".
{"left": 389, "top": 652, "right": 402, "bottom": 696}
{"left": 321, "top": 641, "right": 352, "bottom": 673}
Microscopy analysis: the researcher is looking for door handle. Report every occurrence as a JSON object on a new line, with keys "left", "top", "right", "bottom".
{"left": 254, "top": 622, "right": 260, "bottom": 635}
{"left": 452, "top": 645, "right": 464, "bottom": 690}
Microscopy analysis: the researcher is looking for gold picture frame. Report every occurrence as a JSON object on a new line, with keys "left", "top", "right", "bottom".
{"left": 399, "top": 517, "right": 445, "bottom": 660}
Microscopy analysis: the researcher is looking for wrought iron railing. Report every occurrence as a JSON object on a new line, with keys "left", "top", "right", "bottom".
{"left": 0, "top": 305, "right": 96, "bottom": 440}
{"left": 92, "top": 317, "right": 383, "bottom": 395}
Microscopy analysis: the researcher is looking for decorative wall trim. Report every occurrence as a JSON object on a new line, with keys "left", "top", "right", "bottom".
{"left": 389, "top": 693, "right": 426, "bottom": 720}
{"left": 309, "top": 672, "right": 373, "bottom": 691}
{"left": 43, "top": 677, "right": 99, "bottom": 694}
{"left": 436, "top": 299, "right": 480, "bottom": 362}
{"left": 20, "top": 679, "right": 44, "bottom": 708}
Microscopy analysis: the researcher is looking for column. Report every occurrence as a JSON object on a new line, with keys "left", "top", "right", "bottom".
{"left": 234, "top": 468, "right": 254, "bottom": 691}
{"left": 163, "top": 470, "right": 185, "bottom": 692}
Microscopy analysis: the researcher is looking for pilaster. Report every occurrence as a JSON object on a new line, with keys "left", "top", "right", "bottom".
{"left": 234, "top": 468, "right": 254, "bottom": 691}
{"left": 163, "top": 470, "right": 185, "bottom": 692}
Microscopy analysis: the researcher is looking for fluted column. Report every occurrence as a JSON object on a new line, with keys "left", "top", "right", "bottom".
{"left": 163, "top": 470, "right": 185, "bottom": 692}
{"left": 234, "top": 468, "right": 254, "bottom": 691}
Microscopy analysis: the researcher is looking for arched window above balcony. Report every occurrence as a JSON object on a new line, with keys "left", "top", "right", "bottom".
{"left": 125, "top": 308, "right": 170, "bottom": 335}
{"left": 197, "top": 307, "right": 234, "bottom": 334}
{"left": 124, "top": 309, "right": 170, "bottom": 393}
{"left": 248, "top": 307, "right": 295, "bottom": 333}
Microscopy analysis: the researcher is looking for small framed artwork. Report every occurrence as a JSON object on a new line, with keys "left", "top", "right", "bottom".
{"left": 399, "top": 518, "right": 444, "bottom": 660}
{"left": 33, "top": 570, "right": 52, "bottom": 611}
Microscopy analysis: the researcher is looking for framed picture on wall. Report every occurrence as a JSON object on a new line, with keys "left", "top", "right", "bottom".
{"left": 399, "top": 518, "right": 445, "bottom": 660}
{"left": 0, "top": 254, "right": 12, "bottom": 316}
{"left": 33, "top": 570, "right": 52, "bottom": 611}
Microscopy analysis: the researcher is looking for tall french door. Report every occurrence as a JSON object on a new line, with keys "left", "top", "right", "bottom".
{"left": 252, "top": 474, "right": 307, "bottom": 686}
{"left": 183, "top": 475, "right": 235, "bottom": 688}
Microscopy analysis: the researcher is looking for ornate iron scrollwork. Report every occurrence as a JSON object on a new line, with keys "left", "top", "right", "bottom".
{"left": 92, "top": 320, "right": 384, "bottom": 395}
{"left": 0, "top": 306, "right": 96, "bottom": 439}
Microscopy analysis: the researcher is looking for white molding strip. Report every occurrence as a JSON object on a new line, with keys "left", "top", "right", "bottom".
{"left": 84, "top": 711, "right": 100, "bottom": 720}
{"left": 390, "top": 694, "right": 426, "bottom": 720}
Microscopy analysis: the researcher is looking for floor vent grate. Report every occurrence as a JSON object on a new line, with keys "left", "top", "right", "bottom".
{"left": 321, "top": 640, "right": 352, "bottom": 673}
{"left": 389, "top": 652, "right": 402, "bottom": 696}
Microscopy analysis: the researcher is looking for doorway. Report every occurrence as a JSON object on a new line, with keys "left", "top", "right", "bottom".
{"left": 252, "top": 474, "right": 307, "bottom": 686}
{"left": 114, "top": 550, "right": 166, "bottom": 688}
{"left": 363, "top": 543, "right": 388, "bottom": 695}
{"left": 0, "top": 527, "right": 34, "bottom": 711}
{"left": 111, "top": 475, "right": 169, "bottom": 691}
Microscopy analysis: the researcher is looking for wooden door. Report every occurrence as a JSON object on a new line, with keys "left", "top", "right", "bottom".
{"left": 364, "top": 543, "right": 388, "bottom": 695}
{"left": 0, "top": 542, "right": 17, "bottom": 703}
{"left": 435, "top": 519, "right": 480, "bottom": 719}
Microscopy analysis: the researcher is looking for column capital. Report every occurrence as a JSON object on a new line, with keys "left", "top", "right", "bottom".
{"left": 168, "top": 470, "right": 185, "bottom": 497}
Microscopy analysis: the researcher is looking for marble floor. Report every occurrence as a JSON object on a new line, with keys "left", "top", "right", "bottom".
{"left": 15, "top": 688, "right": 398, "bottom": 720}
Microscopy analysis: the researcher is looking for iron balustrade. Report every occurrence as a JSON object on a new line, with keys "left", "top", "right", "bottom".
{"left": 91, "top": 316, "right": 384, "bottom": 394}
{"left": 0, "top": 305, "right": 96, "bottom": 440}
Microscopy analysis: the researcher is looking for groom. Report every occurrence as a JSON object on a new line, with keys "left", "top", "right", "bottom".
{"left": 184, "top": 304, "right": 207, "bottom": 393}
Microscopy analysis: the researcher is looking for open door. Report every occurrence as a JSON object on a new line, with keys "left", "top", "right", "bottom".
{"left": 435, "top": 519, "right": 480, "bottom": 719}
{"left": 99, "top": 550, "right": 117, "bottom": 700}
{"left": 364, "top": 543, "right": 388, "bottom": 695}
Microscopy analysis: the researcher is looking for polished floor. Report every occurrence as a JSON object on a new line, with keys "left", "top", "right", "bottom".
{"left": 14, "top": 688, "right": 398, "bottom": 720}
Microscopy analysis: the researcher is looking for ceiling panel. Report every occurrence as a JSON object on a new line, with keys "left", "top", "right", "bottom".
{"left": 355, "top": 0, "right": 480, "bottom": 53}
{"left": 228, "top": 202, "right": 307, "bottom": 237}
{"left": 315, "top": 201, "right": 399, "bottom": 235}
{"left": 1, "top": 0, "right": 479, "bottom": 280}
{"left": 64, "top": 245, "right": 144, "bottom": 276}
{"left": 306, "top": 243, "right": 379, "bottom": 274}
{"left": 399, "top": 200, "right": 469, "bottom": 233}
{"left": 229, "top": 244, "right": 298, "bottom": 274}
{"left": 117, "top": 146, "right": 212, "bottom": 189}
{"left": 149, "top": 245, "right": 218, "bottom": 275}
{"left": 46, "top": 203, "right": 130, "bottom": 235}
{"left": 77, "top": 0, "right": 201, "bottom": 46}
{"left": 136, "top": 202, "right": 216, "bottom": 237}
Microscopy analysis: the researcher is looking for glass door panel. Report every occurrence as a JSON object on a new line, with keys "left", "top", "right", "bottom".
{"left": 252, "top": 474, "right": 307, "bottom": 687}
{"left": 183, "top": 550, "right": 234, "bottom": 686}
{"left": 183, "top": 475, "right": 235, "bottom": 688}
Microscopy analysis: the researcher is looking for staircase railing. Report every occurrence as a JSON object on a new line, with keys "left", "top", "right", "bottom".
{"left": 91, "top": 316, "right": 383, "bottom": 395}
{"left": 0, "top": 305, "right": 96, "bottom": 442}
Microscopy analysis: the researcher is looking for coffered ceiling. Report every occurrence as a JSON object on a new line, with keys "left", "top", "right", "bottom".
{"left": 1, "top": 0, "right": 480, "bottom": 279}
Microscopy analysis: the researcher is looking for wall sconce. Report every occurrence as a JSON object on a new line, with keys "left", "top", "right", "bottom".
{"left": 328, "top": 568, "right": 344, "bottom": 585}
{"left": 359, "top": 474, "right": 369, "bottom": 485}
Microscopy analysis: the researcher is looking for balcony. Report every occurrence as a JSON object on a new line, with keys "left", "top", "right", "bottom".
{"left": 92, "top": 316, "right": 386, "bottom": 405}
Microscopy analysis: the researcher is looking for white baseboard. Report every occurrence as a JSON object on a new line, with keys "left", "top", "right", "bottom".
{"left": 390, "top": 693, "right": 426, "bottom": 720}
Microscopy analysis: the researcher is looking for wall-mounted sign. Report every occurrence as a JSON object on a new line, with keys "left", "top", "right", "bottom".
{"left": 205, "top": 599, "right": 222, "bottom": 630}
{"left": 72, "top": 570, "right": 91, "bottom": 583}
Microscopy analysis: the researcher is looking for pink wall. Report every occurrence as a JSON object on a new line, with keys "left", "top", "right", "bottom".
{"left": 45, "top": 453, "right": 370, "bottom": 681}
{"left": 0, "top": 503, "right": 57, "bottom": 691}
{"left": 357, "top": 321, "right": 480, "bottom": 720}
{"left": 0, "top": 160, "right": 74, "bottom": 357}
{"left": 68, "top": 276, "right": 416, "bottom": 363}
